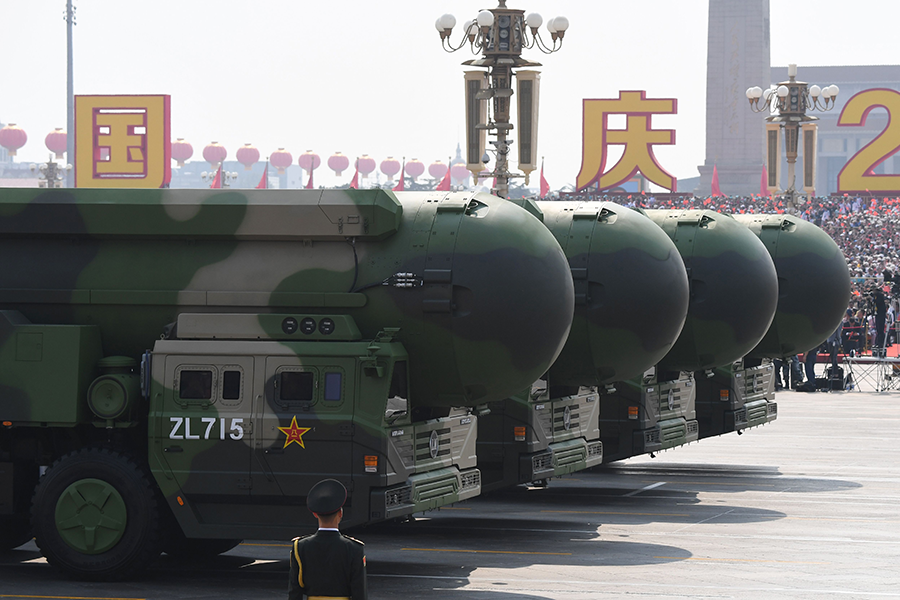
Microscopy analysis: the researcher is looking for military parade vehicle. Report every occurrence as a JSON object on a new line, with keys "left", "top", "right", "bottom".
{"left": 476, "top": 200, "right": 690, "bottom": 492}
{"left": 691, "top": 213, "right": 850, "bottom": 438}
{"left": 0, "top": 188, "right": 576, "bottom": 579}
{"left": 599, "top": 209, "right": 779, "bottom": 462}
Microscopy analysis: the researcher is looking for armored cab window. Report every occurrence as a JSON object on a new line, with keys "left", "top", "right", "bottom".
{"left": 324, "top": 372, "right": 342, "bottom": 402}
{"left": 222, "top": 370, "right": 241, "bottom": 400}
{"left": 179, "top": 370, "right": 213, "bottom": 400}
{"left": 385, "top": 360, "right": 409, "bottom": 420}
{"left": 280, "top": 371, "right": 315, "bottom": 402}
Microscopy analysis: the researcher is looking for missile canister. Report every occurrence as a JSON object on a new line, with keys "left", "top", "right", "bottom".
{"left": 733, "top": 213, "right": 850, "bottom": 356}
{"left": 0, "top": 188, "right": 574, "bottom": 407}
{"left": 644, "top": 209, "right": 779, "bottom": 372}
{"left": 528, "top": 201, "right": 690, "bottom": 384}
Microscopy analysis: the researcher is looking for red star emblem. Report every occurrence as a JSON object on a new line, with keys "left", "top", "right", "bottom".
{"left": 278, "top": 416, "right": 311, "bottom": 449}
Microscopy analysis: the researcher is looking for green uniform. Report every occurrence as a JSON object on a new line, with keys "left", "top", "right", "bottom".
{"left": 289, "top": 530, "right": 367, "bottom": 600}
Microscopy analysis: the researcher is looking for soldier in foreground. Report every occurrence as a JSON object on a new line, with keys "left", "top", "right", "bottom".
{"left": 289, "top": 479, "right": 367, "bottom": 600}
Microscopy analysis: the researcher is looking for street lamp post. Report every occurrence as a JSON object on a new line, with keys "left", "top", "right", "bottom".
{"left": 31, "top": 154, "right": 73, "bottom": 188}
{"left": 746, "top": 64, "right": 839, "bottom": 209}
{"left": 65, "top": 0, "right": 76, "bottom": 188}
{"left": 435, "top": 1, "right": 568, "bottom": 198}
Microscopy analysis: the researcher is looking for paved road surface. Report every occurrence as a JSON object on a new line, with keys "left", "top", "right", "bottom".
{"left": 2, "top": 389, "right": 898, "bottom": 599}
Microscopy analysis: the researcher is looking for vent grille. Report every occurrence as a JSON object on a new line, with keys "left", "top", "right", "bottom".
{"left": 415, "top": 427, "right": 452, "bottom": 461}
{"left": 644, "top": 429, "right": 660, "bottom": 444}
{"left": 553, "top": 404, "right": 580, "bottom": 433}
{"left": 385, "top": 485, "right": 412, "bottom": 508}
{"left": 587, "top": 442, "right": 603, "bottom": 458}
{"left": 687, "top": 420, "right": 699, "bottom": 434}
{"left": 734, "top": 408, "right": 748, "bottom": 424}
{"left": 767, "top": 402, "right": 778, "bottom": 416}
{"left": 461, "top": 471, "right": 481, "bottom": 490}
{"left": 532, "top": 453, "right": 552, "bottom": 471}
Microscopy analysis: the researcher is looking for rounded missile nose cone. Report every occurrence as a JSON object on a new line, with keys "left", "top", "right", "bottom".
{"left": 647, "top": 210, "right": 779, "bottom": 372}
{"left": 539, "top": 202, "right": 689, "bottom": 385}
{"left": 734, "top": 214, "right": 851, "bottom": 357}
{"left": 446, "top": 193, "right": 575, "bottom": 403}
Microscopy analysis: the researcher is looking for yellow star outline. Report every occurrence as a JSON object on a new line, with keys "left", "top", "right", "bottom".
{"left": 278, "top": 416, "right": 311, "bottom": 449}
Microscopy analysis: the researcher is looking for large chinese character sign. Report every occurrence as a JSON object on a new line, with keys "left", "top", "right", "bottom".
{"left": 837, "top": 88, "right": 900, "bottom": 194}
{"left": 75, "top": 95, "right": 171, "bottom": 188}
{"left": 576, "top": 91, "right": 677, "bottom": 192}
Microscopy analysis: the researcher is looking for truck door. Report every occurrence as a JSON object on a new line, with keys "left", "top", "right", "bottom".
{"left": 158, "top": 356, "right": 255, "bottom": 501}
{"left": 252, "top": 356, "right": 354, "bottom": 502}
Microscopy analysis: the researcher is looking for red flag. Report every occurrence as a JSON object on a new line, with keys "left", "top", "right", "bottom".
{"left": 305, "top": 168, "right": 314, "bottom": 189}
{"left": 349, "top": 162, "right": 359, "bottom": 189}
{"left": 711, "top": 164, "right": 722, "bottom": 197}
{"left": 760, "top": 165, "right": 768, "bottom": 196}
{"left": 539, "top": 160, "right": 550, "bottom": 198}
{"left": 393, "top": 160, "right": 405, "bottom": 192}
{"left": 436, "top": 163, "right": 451, "bottom": 191}
{"left": 209, "top": 164, "right": 222, "bottom": 189}
{"left": 255, "top": 163, "right": 268, "bottom": 189}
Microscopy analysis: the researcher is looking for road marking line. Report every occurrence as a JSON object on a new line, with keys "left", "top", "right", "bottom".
{"left": 0, "top": 596, "right": 146, "bottom": 600}
{"left": 625, "top": 481, "right": 666, "bottom": 496}
{"left": 540, "top": 510, "right": 689, "bottom": 517}
{"left": 641, "top": 479, "right": 776, "bottom": 487}
{"left": 239, "top": 542, "right": 291, "bottom": 547}
{"left": 369, "top": 574, "right": 900, "bottom": 596}
{"left": 654, "top": 555, "right": 828, "bottom": 564}
{"left": 402, "top": 547, "right": 571, "bottom": 556}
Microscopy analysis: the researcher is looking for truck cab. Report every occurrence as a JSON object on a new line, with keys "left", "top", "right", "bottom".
{"left": 149, "top": 313, "right": 481, "bottom": 538}
{"left": 477, "top": 378, "right": 603, "bottom": 493}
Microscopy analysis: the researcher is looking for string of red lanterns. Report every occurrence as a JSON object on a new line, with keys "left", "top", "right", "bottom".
{"left": 2, "top": 125, "right": 478, "bottom": 187}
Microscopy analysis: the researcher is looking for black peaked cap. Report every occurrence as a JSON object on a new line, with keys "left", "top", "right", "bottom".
{"left": 307, "top": 479, "right": 347, "bottom": 515}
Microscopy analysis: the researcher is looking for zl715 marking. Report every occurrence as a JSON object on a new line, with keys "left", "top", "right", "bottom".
{"left": 168, "top": 417, "right": 246, "bottom": 441}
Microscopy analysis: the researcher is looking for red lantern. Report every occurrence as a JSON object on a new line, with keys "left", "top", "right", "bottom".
{"left": 380, "top": 157, "right": 401, "bottom": 180}
{"left": 0, "top": 124, "right": 27, "bottom": 157}
{"left": 171, "top": 138, "right": 193, "bottom": 167}
{"left": 298, "top": 150, "right": 321, "bottom": 173}
{"left": 428, "top": 160, "right": 448, "bottom": 180}
{"left": 356, "top": 155, "right": 376, "bottom": 177}
{"left": 236, "top": 143, "right": 260, "bottom": 171}
{"left": 477, "top": 169, "right": 492, "bottom": 184}
{"left": 203, "top": 142, "right": 227, "bottom": 168}
{"left": 45, "top": 128, "right": 67, "bottom": 159}
{"left": 270, "top": 148, "right": 293, "bottom": 175}
{"left": 328, "top": 152, "right": 350, "bottom": 176}
{"left": 451, "top": 163, "right": 471, "bottom": 184}
{"left": 405, "top": 158, "right": 425, "bottom": 181}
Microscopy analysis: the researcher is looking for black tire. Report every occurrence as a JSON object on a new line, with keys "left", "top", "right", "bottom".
{"left": 31, "top": 448, "right": 163, "bottom": 580}
{"left": 0, "top": 516, "right": 33, "bottom": 551}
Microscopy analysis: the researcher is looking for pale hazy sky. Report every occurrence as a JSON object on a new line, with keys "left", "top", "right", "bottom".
{"left": 2, "top": 1, "right": 898, "bottom": 190}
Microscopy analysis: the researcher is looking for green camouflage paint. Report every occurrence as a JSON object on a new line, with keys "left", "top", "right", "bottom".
{"left": 644, "top": 210, "right": 779, "bottom": 372}
{"left": 733, "top": 213, "right": 851, "bottom": 357}
{"left": 0, "top": 188, "right": 574, "bottom": 409}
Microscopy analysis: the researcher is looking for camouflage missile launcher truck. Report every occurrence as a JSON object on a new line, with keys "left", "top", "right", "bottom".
{"left": 477, "top": 200, "right": 690, "bottom": 491}
{"left": 600, "top": 209, "right": 779, "bottom": 462}
{"left": 0, "top": 188, "right": 575, "bottom": 580}
{"left": 690, "top": 213, "right": 850, "bottom": 438}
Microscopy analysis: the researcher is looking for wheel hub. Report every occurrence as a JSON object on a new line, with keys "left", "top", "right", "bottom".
{"left": 54, "top": 478, "right": 127, "bottom": 555}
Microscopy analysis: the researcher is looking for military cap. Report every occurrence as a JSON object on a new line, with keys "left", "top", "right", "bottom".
{"left": 307, "top": 479, "right": 347, "bottom": 515}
